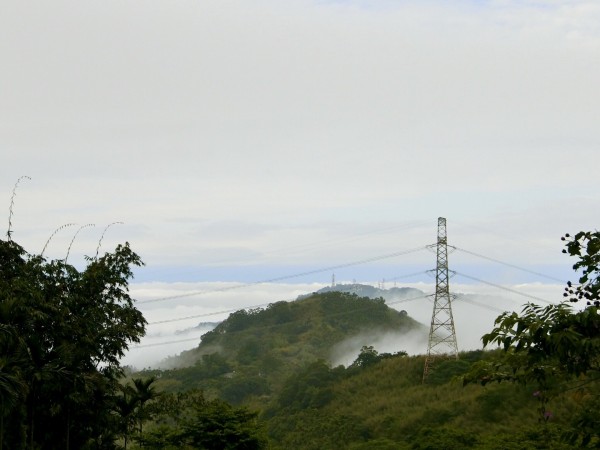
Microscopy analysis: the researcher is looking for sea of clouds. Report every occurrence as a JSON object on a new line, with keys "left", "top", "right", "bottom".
{"left": 122, "top": 280, "right": 567, "bottom": 370}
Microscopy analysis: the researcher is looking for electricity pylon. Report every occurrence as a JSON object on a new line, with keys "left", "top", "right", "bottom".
{"left": 423, "top": 217, "right": 458, "bottom": 383}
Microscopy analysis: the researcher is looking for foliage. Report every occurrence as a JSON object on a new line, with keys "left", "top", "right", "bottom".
{"left": 221, "top": 374, "right": 270, "bottom": 405}
{"left": 115, "top": 376, "right": 161, "bottom": 448}
{"left": 148, "top": 291, "right": 424, "bottom": 404}
{"left": 477, "top": 424, "right": 573, "bottom": 450}
{"left": 463, "top": 231, "right": 600, "bottom": 446}
{"left": 410, "top": 426, "right": 479, "bottom": 449}
{"left": 142, "top": 389, "right": 268, "bottom": 450}
{"left": 465, "top": 237, "right": 600, "bottom": 384}
{"left": 350, "top": 345, "right": 380, "bottom": 368}
{"left": 141, "top": 291, "right": 579, "bottom": 449}
{"left": 275, "top": 360, "right": 345, "bottom": 412}
{"left": 0, "top": 238, "right": 146, "bottom": 449}
{"left": 348, "top": 346, "right": 407, "bottom": 371}
{"left": 126, "top": 229, "right": 600, "bottom": 449}
{"left": 262, "top": 351, "right": 566, "bottom": 450}
{"left": 137, "top": 311, "right": 587, "bottom": 450}
{"left": 562, "top": 231, "right": 600, "bottom": 306}
{"left": 267, "top": 408, "right": 370, "bottom": 450}
{"left": 424, "top": 358, "right": 471, "bottom": 386}
{"left": 182, "top": 397, "right": 267, "bottom": 449}
{"left": 472, "top": 302, "right": 600, "bottom": 384}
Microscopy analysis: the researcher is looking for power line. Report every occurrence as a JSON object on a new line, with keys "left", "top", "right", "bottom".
{"left": 451, "top": 270, "right": 554, "bottom": 305}
{"left": 454, "top": 295, "right": 506, "bottom": 314}
{"left": 145, "top": 267, "right": 433, "bottom": 326}
{"left": 130, "top": 221, "right": 566, "bottom": 353}
{"left": 131, "top": 293, "right": 431, "bottom": 349}
{"left": 139, "top": 248, "right": 560, "bottom": 330}
{"left": 148, "top": 303, "right": 270, "bottom": 325}
{"left": 383, "top": 270, "right": 431, "bottom": 282}
{"left": 133, "top": 336, "right": 203, "bottom": 349}
{"left": 451, "top": 246, "right": 566, "bottom": 283}
{"left": 137, "top": 245, "right": 429, "bottom": 305}
{"left": 387, "top": 295, "right": 430, "bottom": 306}
{"left": 135, "top": 262, "right": 568, "bottom": 351}
{"left": 142, "top": 220, "right": 433, "bottom": 281}
{"left": 132, "top": 272, "right": 558, "bottom": 351}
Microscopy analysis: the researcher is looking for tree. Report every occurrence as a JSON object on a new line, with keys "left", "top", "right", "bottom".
{"left": 0, "top": 323, "right": 28, "bottom": 450}
{"left": 141, "top": 389, "right": 268, "bottom": 450}
{"left": 130, "top": 376, "right": 160, "bottom": 446}
{"left": 114, "top": 385, "right": 138, "bottom": 450}
{"left": 351, "top": 346, "right": 380, "bottom": 369}
{"left": 182, "top": 397, "right": 267, "bottom": 450}
{"left": 0, "top": 238, "right": 146, "bottom": 449}
{"left": 562, "top": 231, "right": 600, "bottom": 306}
{"left": 472, "top": 231, "right": 600, "bottom": 381}
{"left": 464, "top": 231, "right": 600, "bottom": 445}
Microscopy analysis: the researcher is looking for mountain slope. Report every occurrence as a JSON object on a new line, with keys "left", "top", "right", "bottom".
{"left": 148, "top": 291, "right": 427, "bottom": 403}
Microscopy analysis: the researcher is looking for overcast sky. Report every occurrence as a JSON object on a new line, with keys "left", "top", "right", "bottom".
{"left": 2, "top": 0, "right": 599, "bottom": 286}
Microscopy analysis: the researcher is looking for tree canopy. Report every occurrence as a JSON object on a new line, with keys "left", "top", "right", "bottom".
{"left": 0, "top": 238, "right": 146, "bottom": 449}
{"left": 562, "top": 230, "right": 600, "bottom": 306}
{"left": 463, "top": 230, "right": 600, "bottom": 447}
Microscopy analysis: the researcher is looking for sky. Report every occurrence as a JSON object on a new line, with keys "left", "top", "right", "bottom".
{"left": 2, "top": 0, "right": 599, "bottom": 365}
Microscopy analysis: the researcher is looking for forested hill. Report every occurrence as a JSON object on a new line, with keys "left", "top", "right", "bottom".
{"left": 148, "top": 291, "right": 427, "bottom": 401}
{"left": 136, "top": 290, "right": 594, "bottom": 449}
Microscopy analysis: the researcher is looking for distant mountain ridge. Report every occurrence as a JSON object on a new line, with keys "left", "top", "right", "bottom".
{"left": 298, "top": 282, "right": 426, "bottom": 303}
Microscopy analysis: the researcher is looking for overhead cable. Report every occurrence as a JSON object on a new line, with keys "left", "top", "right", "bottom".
{"left": 148, "top": 303, "right": 270, "bottom": 325}
{"left": 452, "top": 270, "right": 554, "bottom": 305}
{"left": 453, "top": 296, "right": 506, "bottom": 314}
{"left": 451, "top": 246, "right": 566, "bottom": 283}
{"left": 137, "top": 245, "right": 429, "bottom": 305}
{"left": 132, "top": 293, "right": 431, "bottom": 348}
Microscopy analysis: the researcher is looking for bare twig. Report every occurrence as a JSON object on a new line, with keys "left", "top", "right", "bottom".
{"left": 41, "top": 223, "right": 76, "bottom": 257}
{"left": 65, "top": 224, "right": 95, "bottom": 263}
{"left": 7, "top": 175, "right": 31, "bottom": 240}
{"left": 95, "top": 222, "right": 124, "bottom": 259}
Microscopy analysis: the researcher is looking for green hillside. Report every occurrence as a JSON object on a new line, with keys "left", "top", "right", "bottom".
{"left": 136, "top": 291, "right": 595, "bottom": 449}
{"left": 146, "top": 291, "right": 425, "bottom": 402}
{"left": 263, "top": 351, "right": 583, "bottom": 450}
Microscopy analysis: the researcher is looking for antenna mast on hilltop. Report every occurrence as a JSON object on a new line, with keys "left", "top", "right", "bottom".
{"left": 423, "top": 217, "right": 458, "bottom": 383}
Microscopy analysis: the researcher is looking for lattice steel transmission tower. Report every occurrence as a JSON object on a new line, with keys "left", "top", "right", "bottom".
{"left": 423, "top": 217, "right": 459, "bottom": 383}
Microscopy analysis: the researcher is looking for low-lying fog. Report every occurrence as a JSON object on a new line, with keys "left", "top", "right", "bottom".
{"left": 123, "top": 281, "right": 565, "bottom": 371}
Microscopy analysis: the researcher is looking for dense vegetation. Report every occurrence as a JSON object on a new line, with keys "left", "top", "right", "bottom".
{"left": 463, "top": 230, "right": 600, "bottom": 447}
{"left": 143, "top": 341, "right": 591, "bottom": 449}
{"left": 0, "top": 237, "right": 146, "bottom": 449}
{"left": 0, "top": 238, "right": 265, "bottom": 450}
{"left": 262, "top": 350, "right": 583, "bottom": 449}
{"left": 134, "top": 230, "right": 600, "bottom": 449}
{"left": 144, "top": 291, "right": 424, "bottom": 402}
